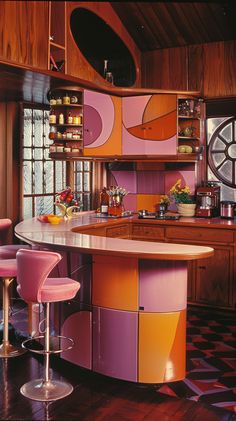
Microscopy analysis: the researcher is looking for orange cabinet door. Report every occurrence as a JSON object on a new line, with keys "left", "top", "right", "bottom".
{"left": 92, "top": 255, "right": 138, "bottom": 311}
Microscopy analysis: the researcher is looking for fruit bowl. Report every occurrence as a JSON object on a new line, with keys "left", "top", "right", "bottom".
{"left": 47, "top": 215, "right": 63, "bottom": 224}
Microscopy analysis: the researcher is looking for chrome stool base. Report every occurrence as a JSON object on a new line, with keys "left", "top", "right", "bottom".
{"left": 20, "top": 378, "right": 73, "bottom": 401}
{"left": 0, "top": 341, "right": 27, "bottom": 358}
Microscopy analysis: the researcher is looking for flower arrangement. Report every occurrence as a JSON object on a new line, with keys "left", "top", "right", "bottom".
{"left": 107, "top": 186, "right": 128, "bottom": 216}
{"left": 107, "top": 186, "right": 128, "bottom": 202}
{"left": 55, "top": 187, "right": 81, "bottom": 217}
{"left": 160, "top": 195, "right": 170, "bottom": 205}
{"left": 169, "top": 179, "right": 195, "bottom": 204}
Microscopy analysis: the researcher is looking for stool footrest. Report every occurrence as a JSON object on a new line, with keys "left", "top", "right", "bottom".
{"left": 22, "top": 335, "right": 74, "bottom": 354}
{"left": 20, "top": 378, "right": 73, "bottom": 401}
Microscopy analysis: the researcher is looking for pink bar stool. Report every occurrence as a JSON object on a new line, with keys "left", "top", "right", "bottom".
{"left": 0, "top": 258, "right": 27, "bottom": 358}
{"left": 0, "top": 218, "right": 30, "bottom": 257}
{"left": 0, "top": 219, "right": 12, "bottom": 245}
{"left": 16, "top": 249, "right": 81, "bottom": 402}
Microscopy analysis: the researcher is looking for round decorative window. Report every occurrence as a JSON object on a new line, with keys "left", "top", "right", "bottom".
{"left": 208, "top": 117, "right": 236, "bottom": 187}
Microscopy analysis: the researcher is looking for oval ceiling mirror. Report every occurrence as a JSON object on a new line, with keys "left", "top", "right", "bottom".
{"left": 70, "top": 8, "right": 136, "bottom": 87}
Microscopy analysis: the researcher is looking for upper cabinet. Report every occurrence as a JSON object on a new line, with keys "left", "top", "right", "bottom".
{"left": 122, "top": 94, "right": 177, "bottom": 156}
{"left": 83, "top": 89, "right": 122, "bottom": 157}
{"left": 49, "top": 1, "right": 66, "bottom": 73}
{"left": 0, "top": 1, "right": 48, "bottom": 69}
{"left": 48, "top": 88, "right": 204, "bottom": 162}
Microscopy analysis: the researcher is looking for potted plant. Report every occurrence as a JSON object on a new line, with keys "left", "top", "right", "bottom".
{"left": 169, "top": 179, "right": 196, "bottom": 217}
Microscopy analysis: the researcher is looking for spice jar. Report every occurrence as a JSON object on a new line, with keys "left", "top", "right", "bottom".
{"left": 63, "top": 93, "right": 70, "bottom": 105}
{"left": 72, "top": 116, "right": 79, "bottom": 125}
{"left": 59, "top": 113, "right": 64, "bottom": 124}
{"left": 49, "top": 110, "right": 56, "bottom": 124}
{"left": 67, "top": 113, "right": 73, "bottom": 124}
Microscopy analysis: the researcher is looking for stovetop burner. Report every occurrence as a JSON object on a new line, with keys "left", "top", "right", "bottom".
{"left": 138, "top": 211, "right": 180, "bottom": 220}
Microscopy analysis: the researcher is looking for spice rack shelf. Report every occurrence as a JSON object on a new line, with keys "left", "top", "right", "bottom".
{"left": 177, "top": 97, "right": 203, "bottom": 154}
{"left": 48, "top": 87, "right": 84, "bottom": 158}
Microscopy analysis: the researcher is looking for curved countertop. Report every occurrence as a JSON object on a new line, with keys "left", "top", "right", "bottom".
{"left": 15, "top": 212, "right": 214, "bottom": 261}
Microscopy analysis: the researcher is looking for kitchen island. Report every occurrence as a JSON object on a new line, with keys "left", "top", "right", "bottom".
{"left": 15, "top": 213, "right": 214, "bottom": 384}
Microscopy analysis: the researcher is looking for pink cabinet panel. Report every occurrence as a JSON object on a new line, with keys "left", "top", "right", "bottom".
{"left": 93, "top": 307, "right": 138, "bottom": 382}
{"left": 139, "top": 260, "right": 188, "bottom": 312}
{"left": 83, "top": 89, "right": 122, "bottom": 156}
{"left": 61, "top": 310, "right": 92, "bottom": 369}
{"left": 122, "top": 94, "right": 177, "bottom": 155}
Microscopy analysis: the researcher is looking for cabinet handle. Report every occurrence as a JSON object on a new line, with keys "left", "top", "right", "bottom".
{"left": 198, "top": 266, "right": 206, "bottom": 269}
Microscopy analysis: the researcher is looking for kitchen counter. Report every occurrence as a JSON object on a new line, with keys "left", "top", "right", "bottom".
{"left": 15, "top": 212, "right": 216, "bottom": 385}
{"left": 15, "top": 212, "right": 214, "bottom": 261}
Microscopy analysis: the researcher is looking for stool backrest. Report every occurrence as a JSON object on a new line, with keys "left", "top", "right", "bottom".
{"left": 0, "top": 218, "right": 12, "bottom": 245}
{"left": 16, "top": 249, "right": 62, "bottom": 303}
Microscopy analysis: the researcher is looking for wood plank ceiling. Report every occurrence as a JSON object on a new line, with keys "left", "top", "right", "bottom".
{"left": 111, "top": 2, "right": 236, "bottom": 51}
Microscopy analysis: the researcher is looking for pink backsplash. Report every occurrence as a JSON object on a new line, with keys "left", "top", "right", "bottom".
{"left": 107, "top": 165, "right": 196, "bottom": 211}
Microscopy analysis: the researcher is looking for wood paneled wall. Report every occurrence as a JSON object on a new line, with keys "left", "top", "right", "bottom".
{"left": 0, "top": 102, "right": 20, "bottom": 230}
{"left": 141, "top": 40, "right": 236, "bottom": 98}
{"left": 0, "top": 0, "right": 49, "bottom": 69}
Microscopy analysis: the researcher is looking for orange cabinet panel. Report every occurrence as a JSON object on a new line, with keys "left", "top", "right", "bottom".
{"left": 138, "top": 310, "right": 186, "bottom": 383}
{"left": 92, "top": 255, "right": 138, "bottom": 311}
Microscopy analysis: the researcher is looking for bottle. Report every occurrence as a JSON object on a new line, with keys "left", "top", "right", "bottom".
{"left": 103, "top": 59, "right": 108, "bottom": 79}
{"left": 59, "top": 113, "right": 64, "bottom": 124}
{"left": 49, "top": 97, "right": 56, "bottom": 106}
{"left": 56, "top": 96, "right": 62, "bottom": 105}
{"left": 49, "top": 110, "right": 56, "bottom": 124}
{"left": 105, "top": 72, "right": 114, "bottom": 85}
{"left": 67, "top": 112, "right": 73, "bottom": 124}
{"left": 100, "top": 188, "right": 109, "bottom": 214}
{"left": 49, "top": 126, "right": 57, "bottom": 139}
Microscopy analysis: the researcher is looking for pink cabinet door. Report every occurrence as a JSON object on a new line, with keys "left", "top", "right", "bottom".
{"left": 61, "top": 309, "right": 92, "bottom": 370}
{"left": 83, "top": 89, "right": 122, "bottom": 156}
{"left": 122, "top": 94, "right": 177, "bottom": 155}
{"left": 93, "top": 307, "right": 138, "bottom": 381}
{"left": 139, "top": 260, "right": 188, "bottom": 312}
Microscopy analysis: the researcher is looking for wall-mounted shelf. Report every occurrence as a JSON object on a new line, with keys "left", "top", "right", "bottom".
{"left": 48, "top": 87, "right": 84, "bottom": 159}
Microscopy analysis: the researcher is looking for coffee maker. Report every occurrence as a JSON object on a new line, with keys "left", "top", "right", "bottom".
{"left": 195, "top": 182, "right": 221, "bottom": 217}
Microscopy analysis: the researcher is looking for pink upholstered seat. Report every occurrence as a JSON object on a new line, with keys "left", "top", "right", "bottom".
{"left": 0, "top": 259, "right": 17, "bottom": 277}
{"left": 0, "top": 245, "right": 30, "bottom": 259}
{"left": 16, "top": 249, "right": 79, "bottom": 304}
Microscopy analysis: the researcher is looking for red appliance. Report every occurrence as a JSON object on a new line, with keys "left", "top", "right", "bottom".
{"left": 195, "top": 184, "right": 220, "bottom": 217}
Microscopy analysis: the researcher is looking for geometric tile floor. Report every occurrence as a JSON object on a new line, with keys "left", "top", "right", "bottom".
{"left": 158, "top": 308, "right": 236, "bottom": 413}
{"left": 3, "top": 302, "right": 236, "bottom": 414}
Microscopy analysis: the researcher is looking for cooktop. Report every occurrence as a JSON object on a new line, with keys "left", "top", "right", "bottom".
{"left": 138, "top": 213, "right": 180, "bottom": 220}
